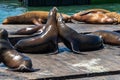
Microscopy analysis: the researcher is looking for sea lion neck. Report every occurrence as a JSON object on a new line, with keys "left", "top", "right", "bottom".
{"left": 46, "top": 7, "right": 57, "bottom": 25}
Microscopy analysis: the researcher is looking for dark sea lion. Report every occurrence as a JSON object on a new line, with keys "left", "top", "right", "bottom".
{"left": 57, "top": 13, "right": 104, "bottom": 53}
{"left": 71, "top": 11, "right": 117, "bottom": 24}
{"left": 2, "top": 11, "right": 71, "bottom": 25}
{"left": 10, "top": 24, "right": 44, "bottom": 35}
{"left": 14, "top": 7, "right": 58, "bottom": 53}
{"left": 91, "top": 30, "right": 120, "bottom": 45}
{"left": 0, "top": 28, "right": 34, "bottom": 72}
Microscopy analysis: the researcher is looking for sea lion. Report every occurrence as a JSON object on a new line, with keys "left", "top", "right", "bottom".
{"left": 57, "top": 13, "right": 104, "bottom": 53}
{"left": 106, "top": 12, "right": 120, "bottom": 23}
{"left": 75, "top": 9, "right": 111, "bottom": 16}
{"left": 14, "top": 7, "right": 58, "bottom": 53}
{"left": 10, "top": 24, "right": 44, "bottom": 35}
{"left": 0, "top": 28, "right": 34, "bottom": 72}
{"left": 2, "top": 11, "right": 71, "bottom": 25}
{"left": 58, "top": 15, "right": 103, "bottom": 53}
{"left": 71, "top": 11, "right": 117, "bottom": 24}
{"left": 91, "top": 30, "right": 120, "bottom": 45}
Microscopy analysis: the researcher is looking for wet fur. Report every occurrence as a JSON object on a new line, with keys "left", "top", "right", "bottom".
{"left": 0, "top": 29, "right": 34, "bottom": 72}
{"left": 91, "top": 30, "right": 120, "bottom": 45}
{"left": 14, "top": 7, "right": 58, "bottom": 53}
{"left": 57, "top": 13, "right": 104, "bottom": 53}
{"left": 2, "top": 11, "right": 71, "bottom": 24}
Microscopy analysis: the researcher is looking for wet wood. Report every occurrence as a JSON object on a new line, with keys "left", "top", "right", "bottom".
{"left": 0, "top": 24, "right": 120, "bottom": 79}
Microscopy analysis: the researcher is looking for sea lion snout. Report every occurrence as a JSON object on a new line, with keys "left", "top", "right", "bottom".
{"left": 49, "top": 7, "right": 58, "bottom": 16}
{"left": 2, "top": 19, "right": 8, "bottom": 24}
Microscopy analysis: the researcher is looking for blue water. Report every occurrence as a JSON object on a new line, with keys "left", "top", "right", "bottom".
{"left": 0, "top": 1, "right": 120, "bottom": 23}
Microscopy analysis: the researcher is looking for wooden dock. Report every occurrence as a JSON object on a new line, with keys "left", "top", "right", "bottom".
{"left": 0, "top": 23, "right": 120, "bottom": 80}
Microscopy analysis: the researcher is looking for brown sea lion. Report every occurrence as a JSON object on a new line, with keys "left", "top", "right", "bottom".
{"left": 71, "top": 11, "right": 117, "bottom": 24}
{"left": 14, "top": 7, "right": 58, "bottom": 53}
{"left": 2, "top": 11, "right": 71, "bottom": 25}
{"left": 57, "top": 13, "right": 104, "bottom": 53}
{"left": 0, "top": 28, "right": 34, "bottom": 72}
{"left": 91, "top": 30, "right": 120, "bottom": 45}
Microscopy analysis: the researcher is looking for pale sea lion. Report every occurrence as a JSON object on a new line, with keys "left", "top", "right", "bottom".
{"left": 57, "top": 13, "right": 104, "bottom": 53}
{"left": 71, "top": 11, "right": 117, "bottom": 24}
{"left": 75, "top": 8, "right": 111, "bottom": 16}
{"left": 106, "top": 12, "right": 120, "bottom": 23}
{"left": 14, "top": 7, "right": 58, "bottom": 53}
{"left": 0, "top": 28, "right": 34, "bottom": 72}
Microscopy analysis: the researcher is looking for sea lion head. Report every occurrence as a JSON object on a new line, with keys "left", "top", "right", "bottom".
{"left": 0, "top": 28, "right": 8, "bottom": 39}
{"left": 49, "top": 7, "right": 58, "bottom": 17}
{"left": 2, "top": 16, "right": 18, "bottom": 24}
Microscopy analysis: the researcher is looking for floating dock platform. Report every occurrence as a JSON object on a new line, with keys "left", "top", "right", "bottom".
{"left": 0, "top": 23, "right": 120, "bottom": 79}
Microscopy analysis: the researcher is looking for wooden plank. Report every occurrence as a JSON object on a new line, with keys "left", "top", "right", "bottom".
{"left": 1, "top": 23, "right": 120, "bottom": 34}
{"left": 67, "top": 23, "right": 120, "bottom": 33}
{"left": 0, "top": 24, "right": 120, "bottom": 79}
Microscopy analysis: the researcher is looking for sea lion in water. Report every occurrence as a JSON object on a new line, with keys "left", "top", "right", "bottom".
{"left": 2, "top": 11, "right": 71, "bottom": 25}
{"left": 57, "top": 13, "right": 104, "bottom": 53}
{"left": 14, "top": 7, "right": 58, "bottom": 53}
{"left": 71, "top": 11, "right": 117, "bottom": 24}
{"left": 0, "top": 28, "right": 34, "bottom": 72}
{"left": 91, "top": 30, "right": 120, "bottom": 45}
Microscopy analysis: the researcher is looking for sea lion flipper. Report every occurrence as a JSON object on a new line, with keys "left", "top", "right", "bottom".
{"left": 70, "top": 41, "right": 80, "bottom": 53}
{"left": 32, "top": 18, "right": 43, "bottom": 26}
{"left": 7, "top": 65, "right": 34, "bottom": 72}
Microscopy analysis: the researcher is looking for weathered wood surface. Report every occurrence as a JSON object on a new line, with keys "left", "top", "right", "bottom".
{"left": 0, "top": 24, "right": 120, "bottom": 80}
{"left": 1, "top": 23, "right": 120, "bottom": 34}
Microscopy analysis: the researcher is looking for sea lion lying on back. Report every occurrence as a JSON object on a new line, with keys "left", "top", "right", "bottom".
{"left": 71, "top": 11, "right": 117, "bottom": 24}
{"left": 2, "top": 11, "right": 71, "bottom": 25}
